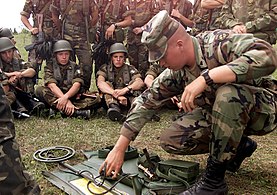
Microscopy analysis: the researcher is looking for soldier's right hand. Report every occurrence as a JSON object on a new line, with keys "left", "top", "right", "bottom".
{"left": 30, "top": 27, "right": 39, "bottom": 35}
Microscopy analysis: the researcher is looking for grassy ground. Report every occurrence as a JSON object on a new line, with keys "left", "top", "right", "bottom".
{"left": 13, "top": 34, "right": 277, "bottom": 194}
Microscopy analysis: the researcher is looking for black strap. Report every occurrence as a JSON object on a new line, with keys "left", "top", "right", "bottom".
{"left": 98, "top": 146, "right": 138, "bottom": 161}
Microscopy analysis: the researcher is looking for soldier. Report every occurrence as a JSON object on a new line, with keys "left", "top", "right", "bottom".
{"left": 96, "top": 43, "right": 144, "bottom": 122}
{"left": 99, "top": 11, "right": 277, "bottom": 194}
{"left": 189, "top": 0, "right": 224, "bottom": 36}
{"left": 0, "top": 37, "right": 45, "bottom": 118}
{"left": 0, "top": 27, "right": 21, "bottom": 59}
{"left": 51, "top": 0, "right": 98, "bottom": 91}
{"left": 21, "top": 0, "right": 59, "bottom": 83}
{"left": 98, "top": 0, "right": 132, "bottom": 42}
{"left": 0, "top": 83, "right": 40, "bottom": 194}
{"left": 93, "top": 0, "right": 133, "bottom": 76}
{"left": 200, "top": 0, "right": 225, "bottom": 31}
{"left": 161, "top": 0, "right": 194, "bottom": 29}
{"left": 126, "top": 0, "right": 161, "bottom": 79}
{"left": 218, "top": 0, "right": 277, "bottom": 44}
{"left": 35, "top": 40, "right": 101, "bottom": 119}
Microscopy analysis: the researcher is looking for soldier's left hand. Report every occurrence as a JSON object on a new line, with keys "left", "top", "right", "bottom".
{"left": 181, "top": 76, "right": 206, "bottom": 112}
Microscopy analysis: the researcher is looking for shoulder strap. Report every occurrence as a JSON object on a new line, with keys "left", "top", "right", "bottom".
{"left": 53, "top": 60, "right": 62, "bottom": 82}
{"left": 122, "top": 64, "right": 131, "bottom": 86}
{"left": 39, "top": 1, "right": 52, "bottom": 14}
{"left": 83, "top": 0, "right": 90, "bottom": 16}
{"left": 66, "top": 61, "right": 75, "bottom": 84}
{"left": 112, "top": 0, "right": 122, "bottom": 17}
{"left": 61, "top": 1, "right": 76, "bottom": 22}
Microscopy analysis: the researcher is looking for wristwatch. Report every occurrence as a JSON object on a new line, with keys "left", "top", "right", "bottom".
{"left": 201, "top": 69, "right": 214, "bottom": 86}
{"left": 127, "top": 86, "right": 133, "bottom": 94}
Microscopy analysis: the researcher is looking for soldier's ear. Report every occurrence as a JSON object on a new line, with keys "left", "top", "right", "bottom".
{"left": 176, "top": 40, "right": 185, "bottom": 51}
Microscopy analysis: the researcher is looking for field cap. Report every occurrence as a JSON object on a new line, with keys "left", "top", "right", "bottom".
{"left": 141, "top": 10, "right": 179, "bottom": 62}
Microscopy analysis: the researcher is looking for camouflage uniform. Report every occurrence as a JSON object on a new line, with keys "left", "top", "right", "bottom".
{"left": 21, "top": 0, "right": 58, "bottom": 75}
{"left": 219, "top": 0, "right": 277, "bottom": 44}
{"left": 0, "top": 53, "right": 36, "bottom": 95}
{"left": 161, "top": 0, "right": 193, "bottom": 28}
{"left": 96, "top": 62, "right": 142, "bottom": 110}
{"left": 189, "top": 0, "right": 222, "bottom": 36}
{"left": 98, "top": 0, "right": 132, "bottom": 42}
{"left": 36, "top": 58, "right": 98, "bottom": 110}
{"left": 50, "top": 0, "right": 98, "bottom": 91}
{"left": 127, "top": 0, "right": 160, "bottom": 79}
{"left": 121, "top": 28, "right": 277, "bottom": 163}
{"left": 0, "top": 83, "right": 40, "bottom": 194}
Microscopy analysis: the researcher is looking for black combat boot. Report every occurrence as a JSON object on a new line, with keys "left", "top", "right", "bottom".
{"left": 227, "top": 136, "right": 257, "bottom": 173}
{"left": 180, "top": 156, "right": 228, "bottom": 195}
{"left": 72, "top": 109, "right": 91, "bottom": 119}
{"left": 107, "top": 103, "right": 125, "bottom": 122}
{"left": 28, "top": 98, "right": 45, "bottom": 116}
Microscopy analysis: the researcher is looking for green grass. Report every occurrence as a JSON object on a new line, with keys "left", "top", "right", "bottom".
{"left": 12, "top": 34, "right": 277, "bottom": 194}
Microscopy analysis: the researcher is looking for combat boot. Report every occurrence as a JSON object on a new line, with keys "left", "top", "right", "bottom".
{"left": 227, "top": 136, "right": 257, "bottom": 173}
{"left": 72, "top": 109, "right": 91, "bottom": 120}
{"left": 107, "top": 103, "right": 125, "bottom": 122}
{"left": 180, "top": 156, "right": 228, "bottom": 195}
{"left": 29, "top": 98, "right": 45, "bottom": 116}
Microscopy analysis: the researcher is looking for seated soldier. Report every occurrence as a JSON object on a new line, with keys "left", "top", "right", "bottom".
{"left": 96, "top": 43, "right": 144, "bottom": 122}
{"left": 35, "top": 40, "right": 101, "bottom": 119}
{"left": 0, "top": 37, "right": 44, "bottom": 118}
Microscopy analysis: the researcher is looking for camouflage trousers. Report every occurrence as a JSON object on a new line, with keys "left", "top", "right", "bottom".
{"left": 0, "top": 86, "right": 40, "bottom": 195}
{"left": 127, "top": 43, "right": 150, "bottom": 79}
{"left": 35, "top": 86, "right": 100, "bottom": 110}
{"left": 160, "top": 84, "right": 277, "bottom": 162}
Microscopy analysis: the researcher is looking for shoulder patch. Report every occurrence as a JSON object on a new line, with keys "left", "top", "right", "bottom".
{"left": 216, "top": 32, "right": 229, "bottom": 41}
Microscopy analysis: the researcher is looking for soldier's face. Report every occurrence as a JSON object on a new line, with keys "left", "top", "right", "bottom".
{"left": 158, "top": 41, "right": 185, "bottom": 70}
{"left": 112, "top": 52, "right": 125, "bottom": 68}
{"left": 56, "top": 51, "right": 70, "bottom": 65}
{"left": 0, "top": 49, "right": 14, "bottom": 63}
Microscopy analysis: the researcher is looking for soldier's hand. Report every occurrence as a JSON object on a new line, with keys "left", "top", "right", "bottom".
{"left": 232, "top": 25, "right": 247, "bottom": 34}
{"left": 64, "top": 101, "right": 75, "bottom": 116}
{"left": 133, "top": 27, "right": 143, "bottom": 35}
{"left": 30, "top": 27, "right": 39, "bottom": 35}
{"left": 118, "top": 96, "right": 128, "bottom": 106}
{"left": 171, "top": 9, "right": 181, "bottom": 19}
{"left": 99, "top": 144, "right": 125, "bottom": 179}
{"left": 55, "top": 96, "right": 68, "bottom": 112}
{"left": 181, "top": 76, "right": 206, "bottom": 112}
{"left": 105, "top": 25, "right": 115, "bottom": 40}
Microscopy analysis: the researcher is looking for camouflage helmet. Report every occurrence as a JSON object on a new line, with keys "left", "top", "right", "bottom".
{"left": 109, "top": 43, "right": 127, "bottom": 56}
{"left": 53, "top": 40, "right": 73, "bottom": 53}
{"left": 0, "top": 28, "right": 14, "bottom": 39}
{"left": 0, "top": 37, "right": 15, "bottom": 52}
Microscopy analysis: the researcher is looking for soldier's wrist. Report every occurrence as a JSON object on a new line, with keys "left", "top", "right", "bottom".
{"left": 112, "top": 23, "right": 118, "bottom": 29}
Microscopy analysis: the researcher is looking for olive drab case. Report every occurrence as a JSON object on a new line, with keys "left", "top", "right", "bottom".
{"left": 42, "top": 147, "right": 199, "bottom": 195}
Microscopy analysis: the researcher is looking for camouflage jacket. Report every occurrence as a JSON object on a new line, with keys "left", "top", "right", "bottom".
{"left": 127, "top": 0, "right": 161, "bottom": 44}
{"left": 21, "top": 0, "right": 55, "bottom": 38}
{"left": 219, "top": 0, "right": 277, "bottom": 44}
{"left": 0, "top": 56, "right": 35, "bottom": 91}
{"left": 145, "top": 63, "right": 166, "bottom": 78}
{"left": 0, "top": 85, "right": 15, "bottom": 143}
{"left": 120, "top": 29, "right": 277, "bottom": 141}
{"left": 99, "top": 0, "right": 132, "bottom": 29}
{"left": 162, "top": 0, "right": 193, "bottom": 27}
{"left": 97, "top": 62, "right": 142, "bottom": 89}
{"left": 44, "top": 59, "right": 84, "bottom": 93}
